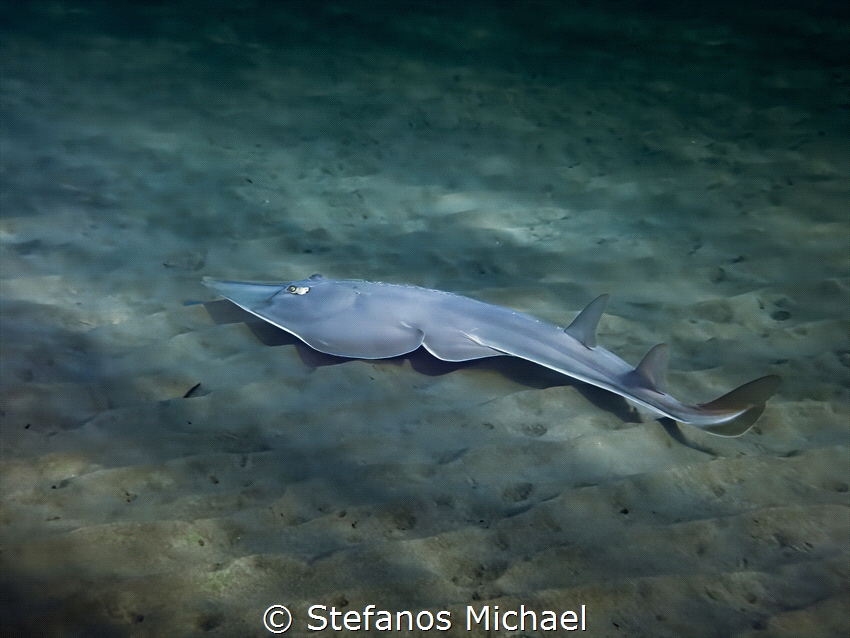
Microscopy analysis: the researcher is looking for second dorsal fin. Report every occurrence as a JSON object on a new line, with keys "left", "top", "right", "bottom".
{"left": 564, "top": 294, "right": 608, "bottom": 348}
{"left": 634, "top": 343, "right": 669, "bottom": 393}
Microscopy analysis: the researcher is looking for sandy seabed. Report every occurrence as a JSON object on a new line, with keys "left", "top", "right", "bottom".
{"left": 1, "top": 2, "right": 848, "bottom": 636}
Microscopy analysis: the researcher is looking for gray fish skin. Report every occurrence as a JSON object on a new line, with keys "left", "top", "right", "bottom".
{"left": 203, "top": 274, "right": 779, "bottom": 436}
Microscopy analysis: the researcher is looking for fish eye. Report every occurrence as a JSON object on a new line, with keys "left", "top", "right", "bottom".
{"left": 286, "top": 285, "right": 310, "bottom": 295}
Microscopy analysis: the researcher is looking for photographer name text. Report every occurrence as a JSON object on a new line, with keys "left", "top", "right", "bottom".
{"left": 263, "top": 603, "right": 587, "bottom": 633}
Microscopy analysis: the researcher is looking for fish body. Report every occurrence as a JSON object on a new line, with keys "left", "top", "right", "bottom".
{"left": 204, "top": 274, "right": 779, "bottom": 436}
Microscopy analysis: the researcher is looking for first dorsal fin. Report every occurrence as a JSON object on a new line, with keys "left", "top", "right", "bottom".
{"left": 634, "top": 343, "right": 669, "bottom": 393}
{"left": 564, "top": 294, "right": 608, "bottom": 348}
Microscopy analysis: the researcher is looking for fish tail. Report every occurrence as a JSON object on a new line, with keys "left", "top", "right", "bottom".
{"left": 692, "top": 375, "right": 781, "bottom": 436}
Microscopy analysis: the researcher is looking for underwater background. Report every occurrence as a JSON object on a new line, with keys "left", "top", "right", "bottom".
{"left": 1, "top": 1, "right": 848, "bottom": 636}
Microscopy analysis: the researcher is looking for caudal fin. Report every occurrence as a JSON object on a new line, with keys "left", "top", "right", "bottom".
{"left": 694, "top": 375, "right": 781, "bottom": 436}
